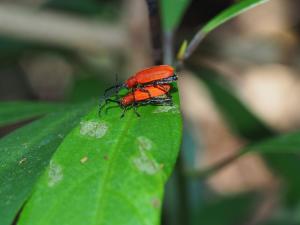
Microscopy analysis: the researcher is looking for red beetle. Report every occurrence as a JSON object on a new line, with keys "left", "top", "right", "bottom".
{"left": 100, "top": 84, "right": 172, "bottom": 117}
{"left": 104, "top": 65, "right": 177, "bottom": 97}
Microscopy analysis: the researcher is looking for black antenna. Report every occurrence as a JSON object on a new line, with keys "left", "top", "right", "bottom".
{"left": 115, "top": 73, "right": 119, "bottom": 97}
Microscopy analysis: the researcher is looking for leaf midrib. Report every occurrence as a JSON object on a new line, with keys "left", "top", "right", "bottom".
{"left": 94, "top": 113, "right": 147, "bottom": 225}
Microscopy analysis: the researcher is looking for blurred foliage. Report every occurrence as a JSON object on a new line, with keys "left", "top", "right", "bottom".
{"left": 193, "top": 193, "right": 258, "bottom": 225}
{"left": 184, "top": 0, "right": 270, "bottom": 59}
{"left": 69, "top": 76, "right": 108, "bottom": 102}
{"left": 191, "top": 66, "right": 274, "bottom": 141}
{"left": 160, "top": 0, "right": 191, "bottom": 31}
{"left": 44, "top": 0, "right": 122, "bottom": 20}
{"left": 0, "top": 101, "right": 64, "bottom": 127}
{"left": 200, "top": 0, "right": 269, "bottom": 34}
{"left": 191, "top": 65, "right": 300, "bottom": 225}
{"left": 1, "top": 0, "right": 300, "bottom": 225}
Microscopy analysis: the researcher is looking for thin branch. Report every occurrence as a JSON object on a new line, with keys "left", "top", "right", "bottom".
{"left": 0, "top": 3, "right": 127, "bottom": 53}
{"left": 186, "top": 151, "right": 243, "bottom": 179}
{"left": 184, "top": 31, "right": 205, "bottom": 60}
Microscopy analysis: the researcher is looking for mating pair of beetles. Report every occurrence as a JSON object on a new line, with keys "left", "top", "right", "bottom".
{"left": 99, "top": 65, "right": 178, "bottom": 117}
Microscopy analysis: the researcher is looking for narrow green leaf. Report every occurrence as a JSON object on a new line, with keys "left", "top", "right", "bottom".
{"left": 18, "top": 92, "right": 182, "bottom": 225}
{"left": 177, "top": 40, "right": 188, "bottom": 61}
{"left": 244, "top": 131, "right": 300, "bottom": 154}
{"left": 263, "top": 154, "right": 300, "bottom": 207}
{"left": 0, "top": 101, "right": 63, "bottom": 127}
{"left": 185, "top": 0, "right": 270, "bottom": 59}
{"left": 160, "top": 0, "right": 191, "bottom": 31}
{"left": 0, "top": 102, "right": 93, "bottom": 225}
{"left": 201, "top": 0, "right": 269, "bottom": 34}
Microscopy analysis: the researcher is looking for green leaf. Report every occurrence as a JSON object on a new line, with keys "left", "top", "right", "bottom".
{"left": 185, "top": 0, "right": 270, "bottom": 58}
{"left": 201, "top": 0, "right": 269, "bottom": 34}
{"left": 0, "top": 102, "right": 93, "bottom": 225}
{"left": 18, "top": 92, "right": 182, "bottom": 225}
{"left": 0, "top": 101, "right": 63, "bottom": 127}
{"left": 244, "top": 131, "right": 300, "bottom": 154}
{"left": 264, "top": 154, "right": 300, "bottom": 207}
{"left": 160, "top": 0, "right": 191, "bottom": 31}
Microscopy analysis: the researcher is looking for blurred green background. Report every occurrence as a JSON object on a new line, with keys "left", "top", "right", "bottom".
{"left": 2, "top": 0, "right": 300, "bottom": 225}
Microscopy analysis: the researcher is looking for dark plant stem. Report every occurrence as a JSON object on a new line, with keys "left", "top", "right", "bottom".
{"left": 145, "top": 0, "right": 163, "bottom": 65}
{"left": 163, "top": 30, "right": 174, "bottom": 65}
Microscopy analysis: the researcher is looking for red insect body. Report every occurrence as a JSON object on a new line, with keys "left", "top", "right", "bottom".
{"left": 100, "top": 65, "right": 176, "bottom": 117}
{"left": 121, "top": 84, "right": 171, "bottom": 106}
{"left": 125, "top": 65, "right": 174, "bottom": 88}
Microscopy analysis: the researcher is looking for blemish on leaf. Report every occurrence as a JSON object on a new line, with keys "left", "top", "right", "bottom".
{"left": 18, "top": 158, "right": 27, "bottom": 165}
{"left": 22, "top": 143, "right": 29, "bottom": 149}
{"left": 137, "top": 136, "right": 152, "bottom": 151}
{"left": 151, "top": 198, "right": 161, "bottom": 209}
{"left": 80, "top": 120, "right": 108, "bottom": 139}
{"left": 103, "top": 155, "right": 109, "bottom": 161}
{"left": 80, "top": 156, "right": 88, "bottom": 164}
{"left": 153, "top": 105, "right": 180, "bottom": 114}
{"left": 132, "top": 152, "right": 162, "bottom": 175}
{"left": 48, "top": 160, "right": 63, "bottom": 187}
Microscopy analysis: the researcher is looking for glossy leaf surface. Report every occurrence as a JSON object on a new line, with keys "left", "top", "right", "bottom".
{"left": 0, "top": 103, "right": 92, "bottom": 225}
{"left": 18, "top": 92, "right": 182, "bottom": 225}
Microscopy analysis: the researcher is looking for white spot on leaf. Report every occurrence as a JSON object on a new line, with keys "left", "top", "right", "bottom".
{"left": 132, "top": 152, "right": 162, "bottom": 175}
{"left": 137, "top": 136, "right": 152, "bottom": 151}
{"left": 18, "top": 158, "right": 27, "bottom": 165}
{"left": 48, "top": 160, "right": 63, "bottom": 187}
{"left": 80, "top": 156, "right": 88, "bottom": 164}
{"left": 151, "top": 198, "right": 161, "bottom": 209}
{"left": 80, "top": 121, "right": 108, "bottom": 139}
{"left": 153, "top": 105, "right": 179, "bottom": 114}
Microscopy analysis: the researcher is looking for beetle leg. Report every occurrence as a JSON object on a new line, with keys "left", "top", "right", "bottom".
{"left": 120, "top": 106, "right": 128, "bottom": 118}
{"left": 101, "top": 98, "right": 120, "bottom": 115}
{"left": 98, "top": 96, "right": 106, "bottom": 116}
{"left": 133, "top": 103, "right": 141, "bottom": 117}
